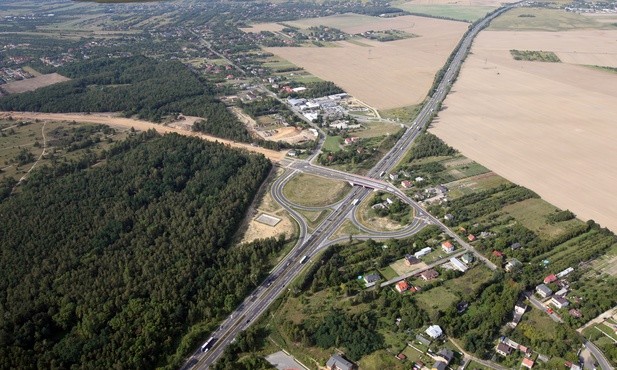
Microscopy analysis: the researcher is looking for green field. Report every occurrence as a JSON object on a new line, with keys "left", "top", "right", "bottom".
{"left": 355, "top": 122, "right": 403, "bottom": 139}
{"left": 323, "top": 135, "right": 342, "bottom": 152}
{"left": 379, "top": 104, "right": 421, "bottom": 123}
{"left": 397, "top": 4, "right": 495, "bottom": 22}
{"left": 378, "top": 266, "right": 399, "bottom": 280}
{"left": 415, "top": 286, "right": 459, "bottom": 315}
{"left": 445, "top": 172, "right": 510, "bottom": 199}
{"left": 489, "top": 8, "right": 617, "bottom": 31}
{"left": 502, "top": 198, "right": 583, "bottom": 239}
{"left": 282, "top": 172, "right": 350, "bottom": 207}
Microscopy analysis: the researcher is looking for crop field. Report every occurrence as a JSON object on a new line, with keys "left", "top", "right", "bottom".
{"left": 489, "top": 8, "right": 617, "bottom": 31}
{"left": 1, "top": 73, "right": 70, "bottom": 94}
{"left": 265, "top": 15, "right": 468, "bottom": 109}
{"left": 282, "top": 173, "right": 351, "bottom": 207}
{"left": 396, "top": 4, "right": 495, "bottom": 22}
{"left": 430, "top": 29, "right": 617, "bottom": 232}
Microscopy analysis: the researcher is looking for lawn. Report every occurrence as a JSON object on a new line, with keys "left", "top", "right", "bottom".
{"left": 513, "top": 307, "right": 560, "bottom": 342}
{"left": 467, "top": 360, "right": 493, "bottom": 370}
{"left": 415, "top": 286, "right": 459, "bottom": 316}
{"left": 331, "top": 219, "right": 362, "bottom": 240}
{"left": 379, "top": 266, "right": 399, "bottom": 281}
{"left": 445, "top": 172, "right": 510, "bottom": 199}
{"left": 502, "top": 198, "right": 584, "bottom": 240}
{"left": 379, "top": 104, "right": 421, "bottom": 123}
{"left": 297, "top": 209, "right": 330, "bottom": 229}
{"left": 323, "top": 135, "right": 342, "bottom": 152}
{"left": 354, "top": 122, "right": 403, "bottom": 139}
{"left": 441, "top": 265, "right": 495, "bottom": 297}
{"left": 397, "top": 4, "right": 495, "bottom": 22}
{"left": 358, "top": 350, "right": 406, "bottom": 370}
{"left": 282, "top": 172, "right": 351, "bottom": 207}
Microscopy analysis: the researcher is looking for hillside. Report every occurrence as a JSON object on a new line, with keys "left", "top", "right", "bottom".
{"left": 0, "top": 132, "right": 284, "bottom": 368}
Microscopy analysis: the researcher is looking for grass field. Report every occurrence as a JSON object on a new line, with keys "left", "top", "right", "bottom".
{"left": 467, "top": 360, "right": 493, "bottom": 370}
{"left": 445, "top": 172, "right": 510, "bottom": 199}
{"left": 510, "top": 49, "right": 561, "bottom": 63}
{"left": 1, "top": 73, "right": 70, "bottom": 94}
{"left": 489, "top": 8, "right": 616, "bottom": 31}
{"left": 397, "top": 4, "right": 495, "bottom": 22}
{"left": 359, "top": 350, "right": 406, "bottom": 370}
{"left": 415, "top": 286, "right": 459, "bottom": 315}
{"left": 441, "top": 265, "right": 494, "bottom": 297}
{"left": 354, "top": 122, "right": 403, "bottom": 139}
{"left": 502, "top": 198, "right": 584, "bottom": 239}
{"left": 514, "top": 307, "right": 562, "bottom": 342}
{"left": 282, "top": 173, "right": 350, "bottom": 207}
{"left": 379, "top": 266, "right": 399, "bottom": 280}
{"left": 331, "top": 219, "right": 362, "bottom": 240}
{"left": 323, "top": 135, "right": 342, "bottom": 152}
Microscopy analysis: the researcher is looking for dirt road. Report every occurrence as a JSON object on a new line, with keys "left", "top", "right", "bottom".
{"left": 1, "top": 111, "right": 287, "bottom": 162}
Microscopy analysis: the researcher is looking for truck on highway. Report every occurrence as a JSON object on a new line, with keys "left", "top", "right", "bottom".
{"left": 299, "top": 255, "right": 308, "bottom": 264}
{"left": 352, "top": 198, "right": 359, "bottom": 206}
{"left": 201, "top": 337, "right": 216, "bottom": 352}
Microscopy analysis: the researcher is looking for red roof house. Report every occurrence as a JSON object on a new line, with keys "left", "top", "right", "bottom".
{"left": 395, "top": 281, "right": 409, "bottom": 293}
{"left": 522, "top": 357, "right": 535, "bottom": 369}
{"left": 544, "top": 274, "right": 557, "bottom": 284}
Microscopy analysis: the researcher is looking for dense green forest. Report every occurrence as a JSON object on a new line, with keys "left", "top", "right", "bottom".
{"left": 407, "top": 132, "right": 457, "bottom": 160}
{"left": 0, "top": 56, "right": 251, "bottom": 142}
{"left": 0, "top": 132, "right": 287, "bottom": 368}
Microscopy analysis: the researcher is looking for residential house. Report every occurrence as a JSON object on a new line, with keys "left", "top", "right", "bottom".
{"left": 435, "top": 348, "right": 454, "bottom": 364}
{"left": 518, "top": 345, "right": 532, "bottom": 357}
{"left": 570, "top": 364, "right": 582, "bottom": 370}
{"left": 557, "top": 267, "right": 574, "bottom": 278}
{"left": 401, "top": 180, "right": 413, "bottom": 189}
{"left": 521, "top": 357, "right": 535, "bottom": 369}
{"left": 492, "top": 250, "right": 504, "bottom": 258}
{"left": 395, "top": 280, "right": 410, "bottom": 293}
{"left": 432, "top": 361, "right": 447, "bottom": 370}
{"left": 511, "top": 242, "right": 522, "bottom": 250}
{"left": 467, "top": 234, "right": 476, "bottom": 242}
{"left": 389, "top": 173, "right": 399, "bottom": 181}
{"left": 515, "top": 303, "right": 527, "bottom": 315}
{"left": 505, "top": 258, "right": 522, "bottom": 272}
{"left": 416, "top": 334, "right": 431, "bottom": 346}
{"left": 363, "top": 273, "right": 380, "bottom": 285}
{"left": 425, "top": 325, "right": 443, "bottom": 339}
{"left": 550, "top": 295, "right": 569, "bottom": 309}
{"left": 461, "top": 253, "right": 474, "bottom": 264}
{"left": 441, "top": 241, "right": 455, "bottom": 254}
{"left": 544, "top": 274, "right": 557, "bottom": 284}
{"left": 569, "top": 309, "right": 582, "bottom": 318}
{"left": 404, "top": 254, "right": 421, "bottom": 266}
{"left": 396, "top": 353, "right": 407, "bottom": 361}
{"left": 450, "top": 257, "right": 468, "bottom": 272}
{"left": 536, "top": 284, "right": 553, "bottom": 298}
{"left": 420, "top": 269, "right": 439, "bottom": 281}
{"left": 326, "top": 354, "right": 355, "bottom": 370}
{"left": 496, "top": 342, "right": 513, "bottom": 356}
{"left": 555, "top": 288, "right": 568, "bottom": 296}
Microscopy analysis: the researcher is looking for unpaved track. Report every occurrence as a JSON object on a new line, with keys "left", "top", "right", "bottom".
{"left": 2, "top": 111, "right": 287, "bottom": 162}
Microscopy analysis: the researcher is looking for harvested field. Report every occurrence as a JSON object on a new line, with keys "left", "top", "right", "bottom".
{"left": 1, "top": 112, "right": 287, "bottom": 161}
{"left": 430, "top": 30, "right": 617, "bottom": 232}
{"left": 1, "top": 73, "right": 69, "bottom": 94}
{"left": 396, "top": 4, "right": 496, "bottom": 22}
{"left": 400, "top": 0, "right": 507, "bottom": 6}
{"left": 489, "top": 7, "right": 617, "bottom": 31}
{"left": 265, "top": 15, "right": 468, "bottom": 109}
{"left": 239, "top": 22, "right": 285, "bottom": 33}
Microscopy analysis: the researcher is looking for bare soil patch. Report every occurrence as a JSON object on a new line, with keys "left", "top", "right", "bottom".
{"left": 1, "top": 73, "right": 70, "bottom": 94}
{"left": 240, "top": 22, "right": 285, "bottom": 33}
{"left": 265, "top": 15, "right": 468, "bottom": 109}
{"left": 430, "top": 30, "right": 617, "bottom": 231}
{"left": 1, "top": 112, "right": 287, "bottom": 161}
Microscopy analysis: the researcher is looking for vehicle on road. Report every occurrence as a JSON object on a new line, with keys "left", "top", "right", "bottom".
{"left": 299, "top": 255, "right": 308, "bottom": 264}
{"left": 201, "top": 337, "right": 216, "bottom": 353}
{"left": 352, "top": 199, "right": 359, "bottom": 206}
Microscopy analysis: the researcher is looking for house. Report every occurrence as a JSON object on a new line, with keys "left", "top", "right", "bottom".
{"left": 505, "top": 258, "right": 522, "bottom": 272}
{"left": 395, "top": 280, "right": 410, "bottom": 293}
{"left": 363, "top": 273, "right": 380, "bottom": 285}
{"left": 515, "top": 303, "right": 527, "bottom": 315}
{"left": 555, "top": 288, "right": 568, "bottom": 296}
{"left": 326, "top": 354, "right": 355, "bottom": 370}
{"left": 569, "top": 308, "right": 582, "bottom": 318}
{"left": 492, "top": 250, "right": 504, "bottom": 258}
{"left": 496, "top": 342, "right": 513, "bottom": 356}
{"left": 415, "top": 176, "right": 425, "bottom": 182}
{"left": 450, "top": 257, "right": 468, "bottom": 272}
{"left": 435, "top": 348, "right": 454, "bottom": 364}
{"left": 522, "top": 357, "right": 535, "bottom": 369}
{"left": 404, "top": 254, "right": 421, "bottom": 266}
{"left": 414, "top": 247, "right": 432, "bottom": 259}
{"left": 511, "top": 242, "right": 522, "bottom": 250}
{"left": 425, "top": 325, "right": 443, "bottom": 339}
{"left": 544, "top": 274, "right": 557, "bottom": 284}
{"left": 570, "top": 364, "right": 582, "bottom": 370}
{"left": 557, "top": 267, "right": 574, "bottom": 278}
{"left": 461, "top": 253, "right": 474, "bottom": 264}
{"left": 536, "top": 284, "right": 553, "bottom": 298}
{"left": 292, "top": 86, "right": 307, "bottom": 93}
{"left": 550, "top": 295, "right": 569, "bottom": 309}
{"left": 432, "top": 361, "right": 447, "bottom": 370}
{"left": 468, "top": 234, "right": 476, "bottom": 242}
{"left": 518, "top": 344, "right": 532, "bottom": 356}
{"left": 441, "top": 241, "right": 455, "bottom": 254}
{"left": 396, "top": 353, "right": 407, "bottom": 361}
{"left": 401, "top": 180, "right": 413, "bottom": 189}
{"left": 420, "top": 269, "right": 439, "bottom": 281}
{"left": 389, "top": 173, "right": 399, "bottom": 181}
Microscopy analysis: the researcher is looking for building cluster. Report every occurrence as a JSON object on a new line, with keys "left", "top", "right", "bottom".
{"left": 0, "top": 67, "right": 33, "bottom": 85}
{"left": 287, "top": 93, "right": 349, "bottom": 122}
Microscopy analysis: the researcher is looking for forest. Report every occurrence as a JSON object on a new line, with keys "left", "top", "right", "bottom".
{"left": 0, "top": 56, "right": 252, "bottom": 142}
{"left": 0, "top": 132, "right": 287, "bottom": 368}
{"left": 406, "top": 132, "right": 457, "bottom": 160}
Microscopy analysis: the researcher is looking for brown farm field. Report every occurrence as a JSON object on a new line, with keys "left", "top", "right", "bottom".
{"left": 265, "top": 14, "right": 468, "bottom": 109}
{"left": 430, "top": 30, "right": 617, "bottom": 232}
{"left": 1, "top": 73, "right": 70, "bottom": 94}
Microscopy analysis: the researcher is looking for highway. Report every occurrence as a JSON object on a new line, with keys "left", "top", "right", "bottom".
{"left": 182, "top": 3, "right": 520, "bottom": 369}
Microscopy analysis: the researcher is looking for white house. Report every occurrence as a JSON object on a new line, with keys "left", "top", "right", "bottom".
{"left": 425, "top": 325, "right": 443, "bottom": 339}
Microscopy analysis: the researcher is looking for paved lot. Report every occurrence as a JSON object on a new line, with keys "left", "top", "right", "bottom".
{"left": 265, "top": 351, "right": 307, "bottom": 370}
